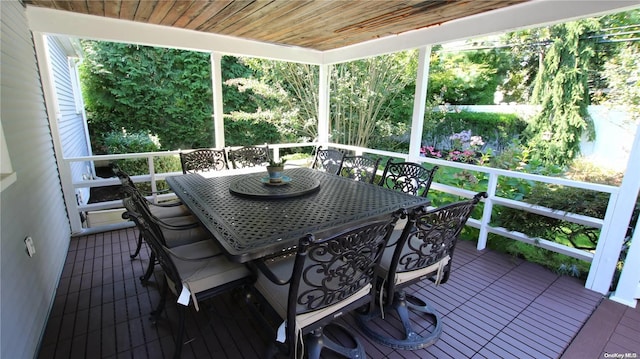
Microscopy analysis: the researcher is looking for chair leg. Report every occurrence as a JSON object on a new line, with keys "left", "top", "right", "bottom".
{"left": 356, "top": 290, "right": 442, "bottom": 350}
{"left": 130, "top": 232, "right": 144, "bottom": 259}
{"left": 139, "top": 252, "right": 156, "bottom": 284}
{"left": 150, "top": 276, "right": 168, "bottom": 323}
{"left": 173, "top": 304, "right": 186, "bottom": 359}
{"left": 306, "top": 329, "right": 324, "bottom": 359}
{"left": 306, "top": 324, "right": 366, "bottom": 359}
{"left": 243, "top": 289, "right": 285, "bottom": 358}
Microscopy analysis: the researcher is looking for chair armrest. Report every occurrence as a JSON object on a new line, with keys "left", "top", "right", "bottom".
{"left": 138, "top": 187, "right": 171, "bottom": 195}
{"left": 253, "top": 258, "right": 292, "bottom": 285}
{"left": 147, "top": 199, "right": 183, "bottom": 208}
{"left": 153, "top": 217, "right": 201, "bottom": 231}
{"left": 163, "top": 245, "right": 221, "bottom": 261}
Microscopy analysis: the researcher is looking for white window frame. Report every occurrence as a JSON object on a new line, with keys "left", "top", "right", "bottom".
{"left": 0, "top": 119, "right": 17, "bottom": 191}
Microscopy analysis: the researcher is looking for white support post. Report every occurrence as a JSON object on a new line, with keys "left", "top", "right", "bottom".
{"left": 407, "top": 46, "right": 431, "bottom": 162}
{"left": 610, "top": 216, "right": 640, "bottom": 307}
{"left": 211, "top": 52, "right": 225, "bottom": 148}
{"left": 317, "top": 64, "right": 331, "bottom": 145}
{"left": 587, "top": 123, "right": 640, "bottom": 294}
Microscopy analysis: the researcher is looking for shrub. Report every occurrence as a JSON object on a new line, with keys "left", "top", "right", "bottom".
{"left": 102, "top": 130, "right": 160, "bottom": 154}
{"left": 103, "top": 130, "right": 181, "bottom": 191}
{"left": 428, "top": 143, "right": 627, "bottom": 280}
{"left": 224, "top": 116, "right": 281, "bottom": 146}
{"left": 422, "top": 111, "right": 527, "bottom": 152}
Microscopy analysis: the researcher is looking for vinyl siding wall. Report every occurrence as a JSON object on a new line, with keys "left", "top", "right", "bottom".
{"left": 46, "top": 35, "right": 92, "bottom": 205}
{"left": 1, "top": 1, "right": 72, "bottom": 358}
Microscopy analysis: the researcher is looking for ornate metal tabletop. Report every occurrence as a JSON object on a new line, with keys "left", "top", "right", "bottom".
{"left": 166, "top": 167, "right": 429, "bottom": 263}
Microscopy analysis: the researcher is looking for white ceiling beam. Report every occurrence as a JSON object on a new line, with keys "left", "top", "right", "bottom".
{"left": 323, "top": 0, "right": 640, "bottom": 64}
{"left": 25, "top": 6, "right": 324, "bottom": 65}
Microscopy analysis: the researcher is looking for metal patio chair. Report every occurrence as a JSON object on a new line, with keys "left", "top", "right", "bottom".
{"left": 125, "top": 205, "right": 253, "bottom": 359}
{"left": 112, "top": 165, "right": 193, "bottom": 260}
{"left": 311, "top": 147, "right": 345, "bottom": 175}
{"left": 121, "top": 190, "right": 217, "bottom": 284}
{"left": 179, "top": 148, "right": 229, "bottom": 173}
{"left": 356, "top": 192, "right": 487, "bottom": 350}
{"left": 378, "top": 159, "right": 439, "bottom": 197}
{"left": 227, "top": 145, "right": 270, "bottom": 169}
{"left": 248, "top": 209, "right": 404, "bottom": 359}
{"left": 338, "top": 155, "right": 381, "bottom": 184}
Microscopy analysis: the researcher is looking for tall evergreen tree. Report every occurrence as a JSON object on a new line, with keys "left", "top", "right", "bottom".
{"left": 525, "top": 19, "right": 600, "bottom": 166}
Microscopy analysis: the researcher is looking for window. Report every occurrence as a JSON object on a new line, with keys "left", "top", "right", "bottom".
{"left": 0, "top": 120, "right": 17, "bottom": 191}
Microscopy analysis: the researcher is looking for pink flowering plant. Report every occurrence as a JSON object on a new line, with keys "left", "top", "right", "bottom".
{"left": 420, "top": 130, "right": 490, "bottom": 165}
{"left": 420, "top": 146, "right": 443, "bottom": 158}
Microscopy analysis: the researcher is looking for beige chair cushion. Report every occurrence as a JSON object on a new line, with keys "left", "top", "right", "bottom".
{"left": 160, "top": 216, "right": 211, "bottom": 247}
{"left": 254, "top": 257, "right": 372, "bottom": 330}
{"left": 379, "top": 239, "right": 450, "bottom": 286}
{"left": 166, "top": 241, "right": 250, "bottom": 311}
{"left": 379, "top": 216, "right": 450, "bottom": 285}
{"left": 149, "top": 203, "right": 191, "bottom": 218}
{"left": 167, "top": 239, "right": 223, "bottom": 259}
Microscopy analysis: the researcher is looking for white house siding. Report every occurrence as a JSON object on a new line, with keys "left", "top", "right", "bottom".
{"left": 0, "top": 1, "right": 71, "bottom": 359}
{"left": 46, "top": 35, "right": 92, "bottom": 205}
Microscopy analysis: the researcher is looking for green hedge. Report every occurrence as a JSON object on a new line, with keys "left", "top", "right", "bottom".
{"left": 103, "top": 130, "right": 181, "bottom": 191}
{"left": 224, "top": 117, "right": 281, "bottom": 146}
{"left": 422, "top": 111, "right": 527, "bottom": 151}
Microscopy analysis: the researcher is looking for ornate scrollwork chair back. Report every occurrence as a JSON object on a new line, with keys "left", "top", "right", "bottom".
{"left": 338, "top": 155, "right": 381, "bottom": 184}
{"left": 180, "top": 148, "right": 228, "bottom": 173}
{"left": 125, "top": 201, "right": 252, "bottom": 359}
{"left": 357, "top": 192, "right": 487, "bottom": 350}
{"left": 227, "top": 145, "right": 270, "bottom": 169}
{"left": 251, "top": 209, "right": 404, "bottom": 359}
{"left": 312, "top": 148, "right": 345, "bottom": 175}
{"left": 386, "top": 192, "right": 487, "bottom": 298}
{"left": 378, "top": 159, "right": 439, "bottom": 197}
{"left": 111, "top": 164, "right": 193, "bottom": 262}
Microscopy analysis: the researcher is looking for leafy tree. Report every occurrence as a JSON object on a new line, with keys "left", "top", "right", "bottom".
{"left": 234, "top": 58, "right": 319, "bottom": 142}
{"left": 524, "top": 19, "right": 600, "bottom": 166}
{"left": 428, "top": 46, "right": 511, "bottom": 105}
{"left": 597, "top": 10, "right": 640, "bottom": 122}
{"left": 221, "top": 55, "right": 260, "bottom": 113}
{"left": 330, "top": 51, "right": 417, "bottom": 148}
{"left": 590, "top": 9, "right": 640, "bottom": 104}
{"left": 602, "top": 44, "right": 640, "bottom": 123}
{"left": 498, "top": 28, "right": 548, "bottom": 104}
{"left": 228, "top": 52, "right": 417, "bottom": 150}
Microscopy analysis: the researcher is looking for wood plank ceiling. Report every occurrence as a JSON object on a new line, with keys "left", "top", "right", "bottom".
{"left": 22, "top": 0, "right": 528, "bottom": 51}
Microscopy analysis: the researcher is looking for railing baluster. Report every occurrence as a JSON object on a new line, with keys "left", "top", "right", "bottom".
{"left": 148, "top": 155, "right": 158, "bottom": 204}
{"left": 477, "top": 172, "right": 498, "bottom": 250}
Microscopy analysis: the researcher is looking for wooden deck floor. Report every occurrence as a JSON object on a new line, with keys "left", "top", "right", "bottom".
{"left": 37, "top": 227, "right": 638, "bottom": 359}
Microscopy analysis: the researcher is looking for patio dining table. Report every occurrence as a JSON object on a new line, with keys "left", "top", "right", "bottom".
{"left": 166, "top": 167, "right": 430, "bottom": 263}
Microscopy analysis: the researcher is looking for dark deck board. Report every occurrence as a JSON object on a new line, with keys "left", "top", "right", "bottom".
{"left": 562, "top": 298, "right": 640, "bottom": 358}
{"left": 500, "top": 325, "right": 561, "bottom": 358}
{"left": 36, "top": 228, "right": 640, "bottom": 359}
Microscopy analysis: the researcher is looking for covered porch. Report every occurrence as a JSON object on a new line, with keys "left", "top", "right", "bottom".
{"left": 38, "top": 227, "right": 640, "bottom": 358}
{"left": 2, "top": 1, "right": 640, "bottom": 359}
{"left": 23, "top": 0, "right": 640, "bottom": 306}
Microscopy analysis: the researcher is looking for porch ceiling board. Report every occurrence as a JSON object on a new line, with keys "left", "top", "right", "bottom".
{"left": 24, "top": 0, "right": 528, "bottom": 51}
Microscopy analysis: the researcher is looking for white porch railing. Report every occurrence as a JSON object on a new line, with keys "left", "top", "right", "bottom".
{"left": 62, "top": 142, "right": 637, "bottom": 306}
